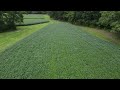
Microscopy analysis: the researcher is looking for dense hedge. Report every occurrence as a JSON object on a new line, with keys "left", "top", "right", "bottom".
{"left": 48, "top": 11, "right": 120, "bottom": 32}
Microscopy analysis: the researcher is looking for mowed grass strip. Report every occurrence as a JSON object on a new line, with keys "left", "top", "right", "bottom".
{"left": 0, "top": 21, "right": 120, "bottom": 79}
{"left": 23, "top": 14, "right": 45, "bottom": 19}
{"left": 16, "top": 14, "right": 50, "bottom": 26}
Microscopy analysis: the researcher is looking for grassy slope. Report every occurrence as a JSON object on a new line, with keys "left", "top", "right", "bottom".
{"left": 0, "top": 21, "right": 120, "bottom": 79}
{"left": 80, "top": 26, "right": 120, "bottom": 46}
{"left": 0, "top": 23, "right": 49, "bottom": 53}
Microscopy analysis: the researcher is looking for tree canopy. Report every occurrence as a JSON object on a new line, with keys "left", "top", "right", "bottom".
{"left": 0, "top": 11, "right": 23, "bottom": 32}
{"left": 48, "top": 11, "right": 120, "bottom": 33}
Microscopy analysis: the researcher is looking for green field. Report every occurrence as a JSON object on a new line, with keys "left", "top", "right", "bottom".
{"left": 0, "top": 14, "right": 120, "bottom": 79}
{"left": 16, "top": 14, "right": 49, "bottom": 26}
{"left": 23, "top": 14, "right": 45, "bottom": 19}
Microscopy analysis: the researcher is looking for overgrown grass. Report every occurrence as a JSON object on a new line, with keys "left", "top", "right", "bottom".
{"left": 0, "top": 21, "right": 120, "bottom": 79}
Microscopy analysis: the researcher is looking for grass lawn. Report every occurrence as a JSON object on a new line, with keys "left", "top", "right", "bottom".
{"left": 16, "top": 14, "right": 50, "bottom": 26}
{"left": 23, "top": 14, "right": 46, "bottom": 19}
{"left": 0, "top": 21, "right": 120, "bottom": 79}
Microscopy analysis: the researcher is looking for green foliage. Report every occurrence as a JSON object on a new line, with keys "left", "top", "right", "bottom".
{"left": 48, "top": 11, "right": 100, "bottom": 26}
{"left": 49, "top": 11, "right": 120, "bottom": 33}
{"left": 0, "top": 11, "right": 6, "bottom": 31}
{"left": 63, "top": 11, "right": 75, "bottom": 22}
{"left": 99, "top": 11, "right": 120, "bottom": 32}
{"left": 0, "top": 11, "right": 23, "bottom": 32}
{"left": 74, "top": 11, "right": 100, "bottom": 26}
{"left": 48, "top": 11, "right": 64, "bottom": 20}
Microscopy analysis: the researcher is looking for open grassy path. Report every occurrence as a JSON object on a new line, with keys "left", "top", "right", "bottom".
{"left": 0, "top": 21, "right": 120, "bottom": 79}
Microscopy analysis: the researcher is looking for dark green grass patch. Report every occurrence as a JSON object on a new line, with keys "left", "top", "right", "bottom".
{"left": 0, "top": 21, "right": 120, "bottom": 79}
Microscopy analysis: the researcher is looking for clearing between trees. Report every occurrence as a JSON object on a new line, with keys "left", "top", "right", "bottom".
{"left": 0, "top": 14, "right": 120, "bottom": 79}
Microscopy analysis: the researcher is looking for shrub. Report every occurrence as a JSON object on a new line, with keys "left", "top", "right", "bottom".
{"left": 0, "top": 11, "right": 23, "bottom": 32}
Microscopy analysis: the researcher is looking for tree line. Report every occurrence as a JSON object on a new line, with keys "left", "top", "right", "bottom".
{"left": 48, "top": 11, "right": 120, "bottom": 33}
{"left": 1, "top": 11, "right": 120, "bottom": 33}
